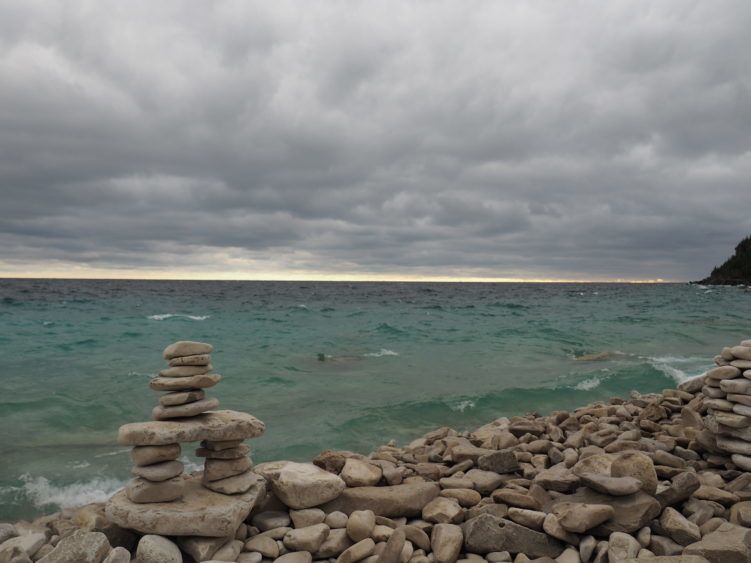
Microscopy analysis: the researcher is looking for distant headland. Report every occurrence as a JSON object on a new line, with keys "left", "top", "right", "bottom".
{"left": 698, "top": 235, "right": 751, "bottom": 285}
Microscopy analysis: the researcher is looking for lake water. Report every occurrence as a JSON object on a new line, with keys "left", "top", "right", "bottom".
{"left": 1, "top": 279, "right": 748, "bottom": 520}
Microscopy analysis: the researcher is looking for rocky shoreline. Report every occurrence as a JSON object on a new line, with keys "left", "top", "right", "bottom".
{"left": 3, "top": 340, "right": 751, "bottom": 562}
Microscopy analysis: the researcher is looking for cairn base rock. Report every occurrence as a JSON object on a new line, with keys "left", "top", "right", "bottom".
{"left": 105, "top": 473, "right": 265, "bottom": 536}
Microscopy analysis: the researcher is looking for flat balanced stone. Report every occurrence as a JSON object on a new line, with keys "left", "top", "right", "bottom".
{"left": 169, "top": 353, "right": 211, "bottom": 367}
{"left": 150, "top": 373, "right": 221, "bottom": 391}
{"left": 132, "top": 460, "right": 184, "bottom": 481}
{"left": 106, "top": 473, "right": 266, "bottom": 537}
{"left": 118, "top": 410, "right": 265, "bottom": 446}
{"left": 160, "top": 390, "right": 206, "bottom": 407}
{"left": 159, "top": 364, "right": 213, "bottom": 377}
{"left": 152, "top": 397, "right": 220, "bottom": 420}
{"left": 203, "top": 470, "right": 260, "bottom": 494}
{"left": 132, "top": 444, "right": 181, "bottom": 466}
{"left": 163, "top": 341, "right": 214, "bottom": 359}
{"left": 196, "top": 444, "right": 250, "bottom": 459}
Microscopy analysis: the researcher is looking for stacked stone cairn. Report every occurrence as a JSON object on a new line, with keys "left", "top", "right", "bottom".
{"left": 11, "top": 338, "right": 751, "bottom": 562}
{"left": 126, "top": 341, "right": 223, "bottom": 504}
{"left": 703, "top": 339, "right": 751, "bottom": 472}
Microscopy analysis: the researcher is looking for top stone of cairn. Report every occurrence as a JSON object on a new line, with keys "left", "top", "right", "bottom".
{"left": 163, "top": 341, "right": 214, "bottom": 360}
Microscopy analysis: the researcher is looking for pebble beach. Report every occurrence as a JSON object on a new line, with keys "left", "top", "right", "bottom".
{"left": 3, "top": 337, "right": 751, "bottom": 562}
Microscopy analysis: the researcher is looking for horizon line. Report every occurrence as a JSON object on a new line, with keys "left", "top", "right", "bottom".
{"left": 0, "top": 274, "right": 678, "bottom": 283}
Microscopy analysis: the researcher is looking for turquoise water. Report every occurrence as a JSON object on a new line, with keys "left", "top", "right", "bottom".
{"left": 1, "top": 279, "right": 749, "bottom": 520}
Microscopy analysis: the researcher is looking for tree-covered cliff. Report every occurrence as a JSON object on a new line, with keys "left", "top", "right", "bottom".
{"left": 700, "top": 235, "right": 751, "bottom": 285}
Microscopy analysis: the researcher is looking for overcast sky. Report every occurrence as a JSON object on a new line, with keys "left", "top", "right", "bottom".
{"left": 1, "top": 1, "right": 750, "bottom": 281}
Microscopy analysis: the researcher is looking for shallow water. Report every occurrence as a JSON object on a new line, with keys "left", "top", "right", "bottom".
{"left": 1, "top": 279, "right": 749, "bottom": 519}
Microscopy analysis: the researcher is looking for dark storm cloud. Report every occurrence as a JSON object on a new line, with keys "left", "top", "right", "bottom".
{"left": 1, "top": 0, "right": 750, "bottom": 279}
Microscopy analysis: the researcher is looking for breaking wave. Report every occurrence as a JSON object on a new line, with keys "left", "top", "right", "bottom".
{"left": 363, "top": 349, "right": 399, "bottom": 357}
{"left": 147, "top": 314, "right": 210, "bottom": 321}
{"left": 12, "top": 474, "right": 124, "bottom": 510}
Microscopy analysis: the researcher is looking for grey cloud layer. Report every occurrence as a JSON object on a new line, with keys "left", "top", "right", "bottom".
{"left": 1, "top": 0, "right": 750, "bottom": 279}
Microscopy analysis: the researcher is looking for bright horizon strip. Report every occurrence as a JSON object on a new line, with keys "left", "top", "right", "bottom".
{"left": 0, "top": 269, "right": 669, "bottom": 283}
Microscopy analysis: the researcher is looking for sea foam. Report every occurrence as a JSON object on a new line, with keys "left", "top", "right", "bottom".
{"left": 147, "top": 314, "right": 210, "bottom": 321}
{"left": 17, "top": 474, "right": 124, "bottom": 510}
{"left": 363, "top": 349, "right": 399, "bottom": 357}
{"left": 646, "top": 355, "right": 712, "bottom": 384}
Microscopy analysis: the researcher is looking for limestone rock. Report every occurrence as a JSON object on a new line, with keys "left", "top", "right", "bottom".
{"left": 102, "top": 546, "right": 131, "bottom": 563}
{"left": 290, "top": 508, "right": 326, "bottom": 528}
{"left": 477, "top": 450, "right": 520, "bottom": 474}
{"left": 251, "top": 511, "right": 291, "bottom": 531}
{"left": 341, "top": 459, "right": 383, "bottom": 487}
{"left": 607, "top": 531, "right": 640, "bottom": 561}
{"left": 377, "top": 528, "right": 404, "bottom": 563}
{"left": 136, "top": 535, "right": 182, "bottom": 563}
{"left": 321, "top": 483, "right": 440, "bottom": 517}
{"left": 203, "top": 470, "right": 260, "bottom": 494}
{"left": 35, "top": 530, "right": 111, "bottom": 563}
{"left": 275, "top": 553, "right": 313, "bottom": 563}
{"left": 152, "top": 397, "right": 220, "bottom": 420}
{"left": 346, "top": 510, "right": 376, "bottom": 542}
{"left": 168, "top": 353, "right": 211, "bottom": 366}
{"left": 659, "top": 507, "right": 701, "bottom": 546}
{"left": 552, "top": 488, "right": 660, "bottom": 534}
{"left": 490, "top": 490, "right": 541, "bottom": 511}
{"left": 0, "top": 523, "right": 17, "bottom": 545}
{"left": 117, "top": 410, "right": 265, "bottom": 446}
{"left": 163, "top": 340, "right": 213, "bottom": 359}
{"left": 245, "top": 535, "right": 280, "bottom": 558}
{"left": 0, "top": 532, "right": 46, "bottom": 560}
{"left": 461, "top": 514, "right": 563, "bottom": 558}
{"left": 684, "top": 522, "right": 751, "bottom": 563}
{"left": 337, "top": 538, "right": 375, "bottom": 563}
{"left": 177, "top": 536, "right": 233, "bottom": 561}
{"left": 533, "top": 463, "right": 580, "bottom": 493}
{"left": 126, "top": 476, "right": 184, "bottom": 503}
{"left": 106, "top": 474, "right": 265, "bottom": 537}
{"left": 149, "top": 373, "right": 222, "bottom": 391}
{"left": 270, "top": 462, "right": 346, "bottom": 509}
{"left": 654, "top": 471, "right": 700, "bottom": 508}
{"left": 131, "top": 444, "right": 181, "bottom": 466}
{"left": 283, "top": 523, "right": 330, "bottom": 553}
{"left": 578, "top": 472, "right": 642, "bottom": 496}
{"left": 422, "top": 497, "right": 464, "bottom": 524}
{"left": 315, "top": 529, "right": 354, "bottom": 558}
{"left": 610, "top": 452, "right": 658, "bottom": 495}
{"left": 212, "top": 539, "right": 243, "bottom": 561}
{"left": 159, "top": 364, "right": 213, "bottom": 377}
{"left": 553, "top": 502, "right": 615, "bottom": 533}
{"left": 431, "top": 523, "right": 463, "bottom": 563}
{"left": 160, "top": 389, "right": 206, "bottom": 407}
{"left": 196, "top": 444, "right": 250, "bottom": 459}
{"left": 203, "top": 456, "right": 252, "bottom": 481}
{"left": 465, "top": 469, "right": 505, "bottom": 495}
{"left": 506, "top": 507, "right": 546, "bottom": 530}
{"left": 132, "top": 460, "right": 184, "bottom": 481}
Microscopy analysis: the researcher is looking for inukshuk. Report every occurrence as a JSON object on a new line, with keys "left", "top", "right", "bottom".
{"left": 105, "top": 341, "right": 266, "bottom": 537}
{"left": 701, "top": 338, "right": 751, "bottom": 471}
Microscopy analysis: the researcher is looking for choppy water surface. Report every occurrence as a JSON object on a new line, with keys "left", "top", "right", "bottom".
{"left": 1, "top": 279, "right": 749, "bottom": 519}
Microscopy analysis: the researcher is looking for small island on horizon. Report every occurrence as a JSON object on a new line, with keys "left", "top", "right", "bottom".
{"left": 697, "top": 235, "right": 751, "bottom": 286}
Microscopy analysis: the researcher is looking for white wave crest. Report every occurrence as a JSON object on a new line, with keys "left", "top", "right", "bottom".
{"left": 18, "top": 474, "right": 124, "bottom": 510}
{"left": 449, "top": 399, "right": 476, "bottom": 412}
{"left": 94, "top": 449, "right": 129, "bottom": 458}
{"left": 646, "top": 355, "right": 712, "bottom": 384}
{"left": 147, "top": 314, "right": 210, "bottom": 321}
{"left": 574, "top": 377, "right": 602, "bottom": 391}
{"left": 180, "top": 456, "right": 204, "bottom": 474}
{"left": 363, "top": 348, "right": 399, "bottom": 357}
